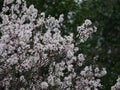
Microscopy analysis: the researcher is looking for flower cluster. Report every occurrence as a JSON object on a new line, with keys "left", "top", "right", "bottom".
{"left": 111, "top": 77, "right": 120, "bottom": 90}
{"left": 77, "top": 19, "right": 97, "bottom": 43}
{"left": 0, "top": 0, "right": 106, "bottom": 90}
{"left": 75, "top": 66, "right": 107, "bottom": 90}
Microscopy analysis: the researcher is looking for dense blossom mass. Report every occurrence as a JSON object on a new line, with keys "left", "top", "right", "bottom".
{"left": 1, "top": 0, "right": 119, "bottom": 90}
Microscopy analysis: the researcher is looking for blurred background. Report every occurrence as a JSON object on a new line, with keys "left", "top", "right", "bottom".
{"left": 0, "top": 0, "right": 120, "bottom": 89}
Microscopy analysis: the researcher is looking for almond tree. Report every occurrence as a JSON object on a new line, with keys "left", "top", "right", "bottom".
{"left": 0, "top": 0, "right": 107, "bottom": 90}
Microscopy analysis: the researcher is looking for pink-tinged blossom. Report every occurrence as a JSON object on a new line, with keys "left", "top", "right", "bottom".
{"left": 0, "top": 0, "right": 108, "bottom": 90}
{"left": 111, "top": 77, "right": 120, "bottom": 90}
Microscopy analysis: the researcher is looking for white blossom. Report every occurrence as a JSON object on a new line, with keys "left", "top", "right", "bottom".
{"left": 0, "top": 0, "right": 108, "bottom": 90}
{"left": 111, "top": 77, "right": 120, "bottom": 90}
{"left": 40, "top": 82, "right": 49, "bottom": 89}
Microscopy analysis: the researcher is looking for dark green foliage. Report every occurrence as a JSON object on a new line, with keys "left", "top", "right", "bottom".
{"left": 78, "top": 0, "right": 120, "bottom": 89}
